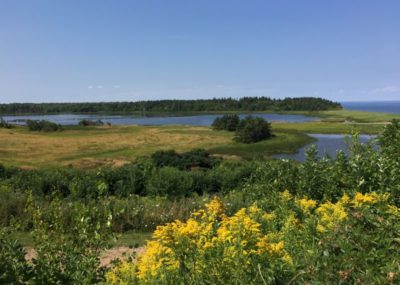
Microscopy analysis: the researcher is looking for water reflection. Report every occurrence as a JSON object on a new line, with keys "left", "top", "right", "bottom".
{"left": 274, "top": 134, "right": 376, "bottom": 162}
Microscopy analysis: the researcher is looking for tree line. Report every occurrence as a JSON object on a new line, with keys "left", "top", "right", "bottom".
{"left": 0, "top": 97, "right": 342, "bottom": 114}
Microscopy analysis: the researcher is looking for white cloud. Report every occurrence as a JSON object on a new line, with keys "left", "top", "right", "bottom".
{"left": 371, "top": 85, "right": 400, "bottom": 93}
{"left": 113, "top": 85, "right": 120, "bottom": 89}
{"left": 87, "top": 85, "right": 93, "bottom": 89}
{"left": 97, "top": 85, "right": 103, "bottom": 89}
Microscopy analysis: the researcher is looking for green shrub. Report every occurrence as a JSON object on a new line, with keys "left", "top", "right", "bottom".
{"left": 78, "top": 119, "right": 105, "bottom": 126}
{"left": 151, "top": 149, "right": 220, "bottom": 170}
{"left": 0, "top": 185, "right": 27, "bottom": 227}
{"left": 234, "top": 116, "right": 272, "bottom": 143}
{"left": 25, "top": 195, "right": 114, "bottom": 284}
{"left": 26, "top": 120, "right": 62, "bottom": 132}
{"left": 146, "top": 167, "right": 194, "bottom": 197}
{"left": 212, "top": 114, "right": 240, "bottom": 131}
{"left": 0, "top": 228, "right": 31, "bottom": 284}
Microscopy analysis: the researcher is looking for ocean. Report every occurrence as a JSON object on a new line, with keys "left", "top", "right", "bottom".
{"left": 341, "top": 101, "right": 400, "bottom": 114}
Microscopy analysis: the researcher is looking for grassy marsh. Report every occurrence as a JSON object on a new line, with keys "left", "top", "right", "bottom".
{"left": 303, "top": 109, "right": 400, "bottom": 123}
{"left": 0, "top": 124, "right": 318, "bottom": 168}
{"left": 271, "top": 121, "right": 386, "bottom": 134}
{"left": 0, "top": 125, "right": 231, "bottom": 168}
{"left": 0, "top": 112, "right": 390, "bottom": 168}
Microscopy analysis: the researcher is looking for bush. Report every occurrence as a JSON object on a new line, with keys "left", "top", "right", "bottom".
{"left": 146, "top": 167, "right": 194, "bottom": 197}
{"left": 0, "top": 185, "right": 27, "bottom": 227}
{"left": 379, "top": 119, "right": 400, "bottom": 158}
{"left": 0, "top": 195, "right": 115, "bottom": 285}
{"left": 26, "top": 196, "right": 114, "bottom": 284}
{"left": 151, "top": 149, "right": 220, "bottom": 170}
{"left": 106, "top": 193, "right": 400, "bottom": 284}
{"left": 212, "top": 114, "right": 240, "bottom": 131}
{"left": 78, "top": 119, "right": 105, "bottom": 127}
{"left": 234, "top": 115, "right": 272, "bottom": 143}
{"left": 0, "top": 228, "right": 31, "bottom": 284}
{"left": 26, "top": 120, "right": 62, "bottom": 132}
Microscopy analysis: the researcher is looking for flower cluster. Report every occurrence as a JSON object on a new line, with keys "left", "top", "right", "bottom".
{"left": 106, "top": 191, "right": 399, "bottom": 284}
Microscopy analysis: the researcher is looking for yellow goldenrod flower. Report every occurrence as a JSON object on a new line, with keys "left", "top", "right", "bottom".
{"left": 205, "top": 197, "right": 226, "bottom": 217}
{"left": 262, "top": 212, "right": 276, "bottom": 221}
{"left": 105, "top": 261, "right": 136, "bottom": 285}
{"left": 316, "top": 201, "right": 347, "bottom": 230}
{"left": 352, "top": 192, "right": 388, "bottom": 207}
{"left": 296, "top": 197, "right": 317, "bottom": 212}
{"left": 280, "top": 190, "right": 292, "bottom": 201}
{"left": 282, "top": 253, "right": 293, "bottom": 265}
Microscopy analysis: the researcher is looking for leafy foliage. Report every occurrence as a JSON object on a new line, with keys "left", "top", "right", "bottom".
{"left": 26, "top": 119, "right": 62, "bottom": 132}
{"left": 0, "top": 193, "right": 115, "bottom": 285}
{"left": 0, "top": 228, "right": 31, "bottom": 284}
{"left": 151, "top": 149, "right": 220, "bottom": 170}
{"left": 78, "top": 119, "right": 105, "bottom": 126}
{"left": 26, "top": 195, "right": 114, "bottom": 284}
{"left": 234, "top": 116, "right": 272, "bottom": 143}
{"left": 211, "top": 114, "right": 240, "bottom": 131}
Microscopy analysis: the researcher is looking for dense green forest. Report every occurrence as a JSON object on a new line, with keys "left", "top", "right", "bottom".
{"left": 0, "top": 97, "right": 341, "bottom": 114}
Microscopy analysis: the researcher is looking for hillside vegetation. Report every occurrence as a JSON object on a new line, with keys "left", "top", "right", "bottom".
{"left": 0, "top": 97, "right": 341, "bottom": 115}
{"left": 0, "top": 120, "right": 399, "bottom": 284}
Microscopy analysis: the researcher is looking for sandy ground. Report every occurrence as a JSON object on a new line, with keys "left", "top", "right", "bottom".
{"left": 24, "top": 246, "right": 146, "bottom": 267}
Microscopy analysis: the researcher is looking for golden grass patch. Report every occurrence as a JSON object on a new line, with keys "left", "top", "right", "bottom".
{"left": 0, "top": 126, "right": 231, "bottom": 168}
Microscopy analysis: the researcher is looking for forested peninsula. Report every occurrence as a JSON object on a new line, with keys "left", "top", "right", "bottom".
{"left": 0, "top": 97, "right": 341, "bottom": 114}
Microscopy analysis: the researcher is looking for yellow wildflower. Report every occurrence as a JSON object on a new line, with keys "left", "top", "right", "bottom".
{"left": 282, "top": 213, "right": 300, "bottom": 232}
{"left": 256, "top": 237, "right": 284, "bottom": 255}
{"left": 248, "top": 204, "right": 262, "bottom": 215}
{"left": 137, "top": 241, "right": 178, "bottom": 279}
{"left": 316, "top": 201, "right": 347, "bottom": 231}
{"left": 205, "top": 197, "right": 226, "bottom": 217}
{"left": 280, "top": 190, "right": 292, "bottom": 201}
{"left": 316, "top": 224, "right": 326, "bottom": 233}
{"left": 352, "top": 192, "right": 388, "bottom": 207}
{"left": 296, "top": 197, "right": 317, "bottom": 212}
{"left": 339, "top": 193, "right": 351, "bottom": 205}
{"left": 177, "top": 218, "right": 200, "bottom": 237}
{"left": 353, "top": 192, "right": 378, "bottom": 207}
{"left": 105, "top": 261, "right": 136, "bottom": 285}
{"left": 262, "top": 212, "right": 276, "bottom": 221}
{"left": 282, "top": 253, "right": 293, "bottom": 264}
{"left": 387, "top": 205, "right": 400, "bottom": 216}
{"left": 217, "top": 208, "right": 261, "bottom": 243}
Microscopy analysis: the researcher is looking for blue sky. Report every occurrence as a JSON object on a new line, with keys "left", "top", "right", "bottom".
{"left": 0, "top": 0, "right": 399, "bottom": 103}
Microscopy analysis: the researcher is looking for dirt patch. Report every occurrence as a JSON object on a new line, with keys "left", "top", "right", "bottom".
{"left": 24, "top": 247, "right": 37, "bottom": 261}
{"left": 100, "top": 246, "right": 145, "bottom": 267}
{"left": 24, "top": 246, "right": 145, "bottom": 267}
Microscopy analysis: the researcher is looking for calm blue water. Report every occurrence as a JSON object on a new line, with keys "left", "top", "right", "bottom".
{"left": 341, "top": 101, "right": 400, "bottom": 114}
{"left": 2, "top": 113, "right": 318, "bottom": 126}
{"left": 274, "top": 134, "right": 376, "bottom": 162}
